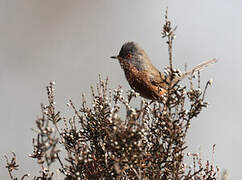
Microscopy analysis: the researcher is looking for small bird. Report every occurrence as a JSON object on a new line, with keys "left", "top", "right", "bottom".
{"left": 111, "top": 42, "right": 217, "bottom": 101}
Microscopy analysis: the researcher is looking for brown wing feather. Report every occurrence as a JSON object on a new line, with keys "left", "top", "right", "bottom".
{"left": 125, "top": 65, "right": 166, "bottom": 100}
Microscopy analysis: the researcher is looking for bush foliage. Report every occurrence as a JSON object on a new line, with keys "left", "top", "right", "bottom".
{"left": 5, "top": 9, "right": 220, "bottom": 180}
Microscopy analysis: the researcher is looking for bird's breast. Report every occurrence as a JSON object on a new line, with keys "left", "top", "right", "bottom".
{"left": 119, "top": 60, "right": 138, "bottom": 88}
{"left": 119, "top": 60, "right": 156, "bottom": 99}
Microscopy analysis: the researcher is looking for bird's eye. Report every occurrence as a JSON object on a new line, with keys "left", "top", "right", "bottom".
{"left": 127, "top": 53, "right": 132, "bottom": 59}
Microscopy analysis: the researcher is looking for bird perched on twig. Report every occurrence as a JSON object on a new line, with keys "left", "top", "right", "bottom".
{"left": 111, "top": 42, "right": 217, "bottom": 101}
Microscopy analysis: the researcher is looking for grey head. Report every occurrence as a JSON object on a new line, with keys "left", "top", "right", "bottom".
{"left": 111, "top": 42, "right": 155, "bottom": 71}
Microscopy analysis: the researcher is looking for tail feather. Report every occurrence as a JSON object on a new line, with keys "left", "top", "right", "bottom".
{"left": 171, "top": 58, "right": 217, "bottom": 87}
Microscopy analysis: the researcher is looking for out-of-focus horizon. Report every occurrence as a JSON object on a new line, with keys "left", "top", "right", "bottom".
{"left": 0, "top": 0, "right": 241, "bottom": 179}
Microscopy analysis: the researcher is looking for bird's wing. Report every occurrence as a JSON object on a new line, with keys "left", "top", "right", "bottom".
{"left": 148, "top": 71, "right": 168, "bottom": 97}
{"left": 150, "top": 71, "right": 170, "bottom": 89}
{"left": 129, "top": 67, "right": 167, "bottom": 100}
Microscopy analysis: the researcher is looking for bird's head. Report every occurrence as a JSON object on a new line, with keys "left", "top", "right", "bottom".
{"left": 111, "top": 42, "right": 149, "bottom": 71}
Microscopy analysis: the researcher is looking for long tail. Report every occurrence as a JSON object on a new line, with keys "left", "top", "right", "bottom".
{"left": 171, "top": 58, "right": 217, "bottom": 87}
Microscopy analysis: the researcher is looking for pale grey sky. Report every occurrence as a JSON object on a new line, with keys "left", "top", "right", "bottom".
{"left": 0, "top": 0, "right": 241, "bottom": 179}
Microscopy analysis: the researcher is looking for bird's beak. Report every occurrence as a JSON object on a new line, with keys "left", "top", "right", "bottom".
{"left": 110, "top": 56, "right": 119, "bottom": 60}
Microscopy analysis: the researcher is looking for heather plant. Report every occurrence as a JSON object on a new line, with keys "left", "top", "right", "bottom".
{"left": 5, "top": 9, "right": 221, "bottom": 180}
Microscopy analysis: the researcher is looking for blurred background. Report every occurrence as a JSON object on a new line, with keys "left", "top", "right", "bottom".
{"left": 0, "top": 0, "right": 241, "bottom": 179}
